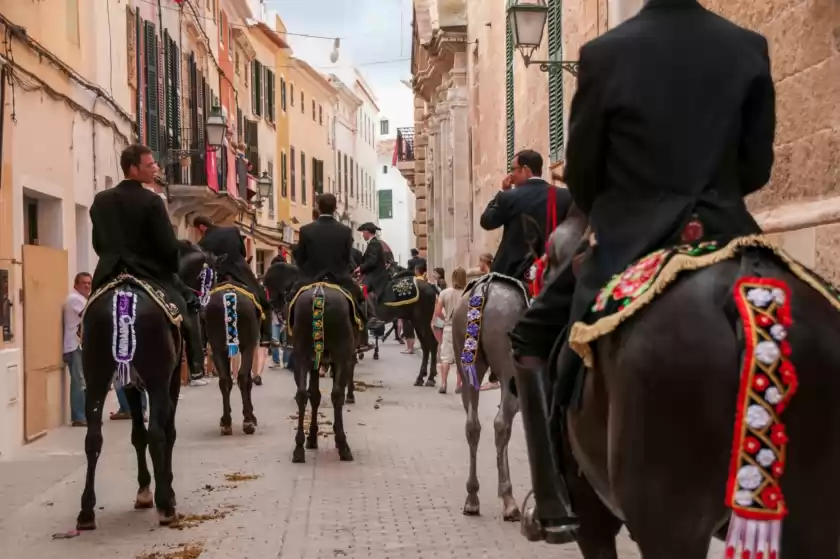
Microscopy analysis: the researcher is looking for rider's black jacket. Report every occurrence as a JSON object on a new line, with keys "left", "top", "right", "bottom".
{"left": 90, "top": 179, "right": 181, "bottom": 299}
{"left": 359, "top": 237, "right": 389, "bottom": 293}
{"left": 294, "top": 215, "right": 354, "bottom": 285}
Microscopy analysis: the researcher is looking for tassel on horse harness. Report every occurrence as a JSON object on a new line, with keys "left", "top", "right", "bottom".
{"left": 224, "top": 291, "right": 240, "bottom": 357}
{"left": 112, "top": 290, "right": 138, "bottom": 388}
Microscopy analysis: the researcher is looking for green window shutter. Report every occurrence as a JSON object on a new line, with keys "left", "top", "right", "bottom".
{"left": 172, "top": 40, "right": 181, "bottom": 149}
{"left": 378, "top": 189, "right": 393, "bottom": 220}
{"left": 301, "top": 151, "right": 307, "bottom": 205}
{"left": 164, "top": 31, "right": 173, "bottom": 152}
{"left": 144, "top": 21, "right": 159, "bottom": 158}
{"left": 505, "top": 19, "right": 515, "bottom": 170}
{"left": 547, "top": 0, "right": 565, "bottom": 162}
{"left": 135, "top": 12, "right": 143, "bottom": 144}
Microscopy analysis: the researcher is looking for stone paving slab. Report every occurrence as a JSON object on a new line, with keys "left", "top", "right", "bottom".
{"left": 0, "top": 342, "right": 724, "bottom": 558}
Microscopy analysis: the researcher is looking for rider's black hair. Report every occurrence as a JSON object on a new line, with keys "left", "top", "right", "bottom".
{"left": 316, "top": 193, "right": 337, "bottom": 215}
{"left": 514, "top": 149, "right": 543, "bottom": 177}
{"left": 193, "top": 215, "right": 214, "bottom": 229}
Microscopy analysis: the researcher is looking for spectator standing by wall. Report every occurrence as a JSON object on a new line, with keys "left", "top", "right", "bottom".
{"left": 433, "top": 267, "right": 467, "bottom": 394}
{"left": 63, "top": 272, "right": 91, "bottom": 426}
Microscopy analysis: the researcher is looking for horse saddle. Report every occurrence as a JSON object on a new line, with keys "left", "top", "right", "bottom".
{"left": 287, "top": 282, "right": 363, "bottom": 332}
{"left": 85, "top": 273, "right": 182, "bottom": 326}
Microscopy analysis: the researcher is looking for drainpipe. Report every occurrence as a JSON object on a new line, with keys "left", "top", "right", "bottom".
{"left": 91, "top": 94, "right": 100, "bottom": 191}
{"left": 0, "top": 64, "right": 6, "bottom": 194}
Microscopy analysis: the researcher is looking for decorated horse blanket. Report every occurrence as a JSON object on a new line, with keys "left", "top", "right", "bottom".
{"left": 569, "top": 234, "right": 840, "bottom": 366}
{"left": 459, "top": 272, "right": 531, "bottom": 390}
{"left": 380, "top": 274, "right": 421, "bottom": 307}
{"left": 83, "top": 273, "right": 182, "bottom": 326}
{"left": 209, "top": 282, "right": 266, "bottom": 321}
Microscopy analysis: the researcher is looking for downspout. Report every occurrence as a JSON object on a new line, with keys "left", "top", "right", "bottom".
{"left": 91, "top": 94, "right": 100, "bottom": 191}
{"left": 0, "top": 65, "right": 6, "bottom": 194}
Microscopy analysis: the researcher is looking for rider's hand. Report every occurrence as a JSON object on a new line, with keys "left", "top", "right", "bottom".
{"left": 353, "top": 267, "right": 360, "bottom": 275}
{"left": 501, "top": 175, "right": 513, "bottom": 191}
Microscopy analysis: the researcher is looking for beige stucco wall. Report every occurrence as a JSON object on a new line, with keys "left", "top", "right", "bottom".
{"left": 455, "top": 0, "right": 840, "bottom": 279}
{"left": 287, "top": 60, "right": 337, "bottom": 229}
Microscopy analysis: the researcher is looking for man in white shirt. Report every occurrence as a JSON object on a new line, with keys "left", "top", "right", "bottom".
{"left": 63, "top": 272, "right": 91, "bottom": 426}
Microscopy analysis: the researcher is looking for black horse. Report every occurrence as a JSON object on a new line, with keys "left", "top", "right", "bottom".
{"left": 76, "top": 246, "right": 219, "bottom": 529}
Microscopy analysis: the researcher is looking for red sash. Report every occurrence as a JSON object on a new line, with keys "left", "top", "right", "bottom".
{"left": 529, "top": 186, "right": 557, "bottom": 297}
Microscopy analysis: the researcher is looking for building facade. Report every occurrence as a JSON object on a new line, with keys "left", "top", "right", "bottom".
{"left": 376, "top": 139, "right": 416, "bottom": 267}
{"left": 0, "top": 0, "right": 133, "bottom": 455}
{"left": 403, "top": 0, "right": 840, "bottom": 282}
{"left": 287, "top": 58, "right": 337, "bottom": 241}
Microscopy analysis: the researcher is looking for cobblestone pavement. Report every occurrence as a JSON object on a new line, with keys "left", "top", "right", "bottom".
{"left": 0, "top": 341, "right": 724, "bottom": 558}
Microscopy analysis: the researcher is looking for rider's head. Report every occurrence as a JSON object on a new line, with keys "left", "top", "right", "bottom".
{"left": 316, "top": 193, "right": 337, "bottom": 217}
{"left": 511, "top": 149, "right": 543, "bottom": 186}
{"left": 357, "top": 222, "right": 379, "bottom": 241}
{"left": 410, "top": 248, "right": 419, "bottom": 257}
{"left": 121, "top": 144, "right": 158, "bottom": 184}
{"left": 192, "top": 215, "right": 214, "bottom": 238}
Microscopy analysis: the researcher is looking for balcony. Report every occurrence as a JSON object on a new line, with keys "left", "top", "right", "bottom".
{"left": 396, "top": 127, "right": 416, "bottom": 185}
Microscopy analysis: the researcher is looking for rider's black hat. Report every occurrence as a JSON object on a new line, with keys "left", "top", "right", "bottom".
{"left": 357, "top": 222, "right": 380, "bottom": 234}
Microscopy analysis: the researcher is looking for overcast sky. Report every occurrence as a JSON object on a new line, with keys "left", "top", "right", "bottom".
{"left": 264, "top": 0, "right": 414, "bottom": 131}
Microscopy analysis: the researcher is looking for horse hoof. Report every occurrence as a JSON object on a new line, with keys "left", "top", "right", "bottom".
{"left": 462, "top": 502, "right": 480, "bottom": 517}
{"left": 424, "top": 379, "right": 436, "bottom": 388}
{"left": 305, "top": 437, "right": 319, "bottom": 450}
{"left": 414, "top": 378, "right": 424, "bottom": 387}
{"left": 76, "top": 513, "right": 96, "bottom": 531}
{"left": 292, "top": 447, "right": 306, "bottom": 463}
{"left": 503, "top": 505, "right": 522, "bottom": 522}
{"left": 134, "top": 487, "right": 154, "bottom": 509}
{"left": 373, "top": 353, "right": 379, "bottom": 360}
{"left": 221, "top": 425, "right": 233, "bottom": 436}
{"left": 157, "top": 509, "right": 178, "bottom": 526}
{"left": 243, "top": 422, "right": 256, "bottom": 435}
{"left": 346, "top": 393, "right": 356, "bottom": 405}
{"left": 338, "top": 447, "right": 354, "bottom": 462}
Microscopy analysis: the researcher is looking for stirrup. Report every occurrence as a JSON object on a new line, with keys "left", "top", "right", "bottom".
{"left": 519, "top": 490, "right": 578, "bottom": 545}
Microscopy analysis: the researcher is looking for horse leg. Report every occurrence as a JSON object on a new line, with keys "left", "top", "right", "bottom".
{"left": 126, "top": 385, "right": 153, "bottom": 510}
{"left": 215, "top": 351, "right": 234, "bottom": 436}
{"left": 292, "top": 357, "right": 310, "bottom": 463}
{"left": 306, "top": 365, "right": 322, "bottom": 449}
{"left": 332, "top": 359, "right": 353, "bottom": 461}
{"left": 345, "top": 356, "right": 356, "bottom": 405}
{"left": 147, "top": 388, "right": 176, "bottom": 525}
{"left": 239, "top": 349, "right": 257, "bottom": 435}
{"left": 494, "top": 371, "right": 521, "bottom": 521}
{"left": 164, "top": 359, "right": 183, "bottom": 510}
{"left": 460, "top": 367, "right": 482, "bottom": 516}
{"left": 373, "top": 334, "right": 379, "bottom": 360}
{"left": 76, "top": 372, "right": 111, "bottom": 530}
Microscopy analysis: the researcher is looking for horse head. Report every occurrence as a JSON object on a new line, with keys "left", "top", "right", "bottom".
{"left": 264, "top": 261, "right": 300, "bottom": 321}
{"left": 543, "top": 203, "right": 589, "bottom": 286}
{"left": 177, "top": 241, "right": 225, "bottom": 307}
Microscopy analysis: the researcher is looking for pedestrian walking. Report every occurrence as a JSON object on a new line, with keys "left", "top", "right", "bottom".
{"left": 62, "top": 272, "right": 91, "bottom": 426}
{"left": 433, "top": 268, "right": 466, "bottom": 394}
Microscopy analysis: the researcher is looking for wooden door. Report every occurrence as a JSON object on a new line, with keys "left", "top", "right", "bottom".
{"left": 22, "top": 245, "right": 68, "bottom": 442}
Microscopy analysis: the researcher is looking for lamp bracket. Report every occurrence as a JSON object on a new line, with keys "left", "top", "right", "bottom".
{"left": 525, "top": 58, "right": 580, "bottom": 77}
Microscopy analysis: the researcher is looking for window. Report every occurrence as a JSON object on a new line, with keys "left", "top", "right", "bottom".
{"left": 505, "top": 18, "right": 515, "bottom": 169}
{"left": 235, "top": 51, "right": 240, "bottom": 75}
{"left": 290, "top": 83, "right": 295, "bottom": 106}
{"left": 251, "top": 60, "right": 263, "bottom": 117}
{"left": 290, "top": 146, "right": 296, "bottom": 201}
{"left": 547, "top": 0, "right": 565, "bottom": 162}
{"left": 264, "top": 67, "right": 276, "bottom": 122}
{"left": 228, "top": 23, "right": 233, "bottom": 53}
{"left": 280, "top": 77, "right": 286, "bottom": 111}
{"left": 256, "top": 251, "right": 265, "bottom": 276}
{"left": 67, "top": 0, "right": 80, "bottom": 45}
{"left": 382, "top": 165, "right": 388, "bottom": 174}
{"left": 337, "top": 151, "right": 342, "bottom": 193}
{"left": 343, "top": 154, "right": 348, "bottom": 198}
{"left": 318, "top": 105, "right": 323, "bottom": 125}
{"left": 301, "top": 152, "right": 307, "bottom": 205}
{"left": 312, "top": 99, "right": 315, "bottom": 121}
{"left": 267, "top": 160, "right": 275, "bottom": 219}
{"left": 300, "top": 91, "right": 304, "bottom": 113}
{"left": 350, "top": 159, "right": 355, "bottom": 198}
{"left": 378, "top": 190, "right": 393, "bottom": 219}
{"left": 380, "top": 119, "right": 389, "bottom": 136}
{"left": 126, "top": 7, "right": 138, "bottom": 89}
{"left": 143, "top": 20, "right": 160, "bottom": 158}
{"left": 281, "top": 151, "right": 288, "bottom": 198}
{"left": 313, "top": 158, "right": 324, "bottom": 197}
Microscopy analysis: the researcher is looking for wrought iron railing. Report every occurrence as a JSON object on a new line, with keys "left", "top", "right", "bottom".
{"left": 396, "top": 127, "right": 415, "bottom": 162}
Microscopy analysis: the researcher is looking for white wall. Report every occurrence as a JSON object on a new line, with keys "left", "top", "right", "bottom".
{"left": 377, "top": 150, "right": 415, "bottom": 267}
{"left": 351, "top": 80, "right": 379, "bottom": 249}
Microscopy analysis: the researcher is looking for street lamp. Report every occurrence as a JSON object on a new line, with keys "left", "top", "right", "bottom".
{"left": 164, "top": 105, "right": 227, "bottom": 164}
{"left": 256, "top": 171, "right": 273, "bottom": 208}
{"left": 506, "top": 0, "right": 579, "bottom": 77}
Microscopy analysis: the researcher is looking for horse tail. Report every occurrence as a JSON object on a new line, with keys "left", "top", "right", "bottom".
{"left": 724, "top": 275, "right": 796, "bottom": 559}
{"left": 312, "top": 285, "right": 326, "bottom": 371}
{"left": 112, "top": 287, "right": 139, "bottom": 388}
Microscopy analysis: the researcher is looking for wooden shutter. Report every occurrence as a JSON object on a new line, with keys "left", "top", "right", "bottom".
{"left": 281, "top": 151, "right": 287, "bottom": 197}
{"left": 280, "top": 77, "right": 286, "bottom": 111}
{"left": 301, "top": 151, "right": 307, "bottom": 205}
{"left": 547, "top": 0, "right": 564, "bottom": 162}
{"left": 290, "top": 146, "right": 296, "bottom": 201}
{"left": 172, "top": 39, "right": 181, "bottom": 150}
{"left": 144, "top": 21, "right": 160, "bottom": 157}
{"left": 505, "top": 20, "right": 515, "bottom": 170}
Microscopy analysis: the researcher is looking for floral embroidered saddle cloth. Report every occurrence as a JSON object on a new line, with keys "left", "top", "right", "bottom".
{"left": 83, "top": 273, "right": 182, "bottom": 326}
{"left": 286, "top": 282, "right": 363, "bottom": 333}
{"left": 568, "top": 234, "right": 840, "bottom": 365}
{"left": 380, "top": 275, "right": 420, "bottom": 308}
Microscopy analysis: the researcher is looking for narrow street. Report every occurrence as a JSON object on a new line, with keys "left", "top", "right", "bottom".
{"left": 0, "top": 341, "right": 724, "bottom": 558}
